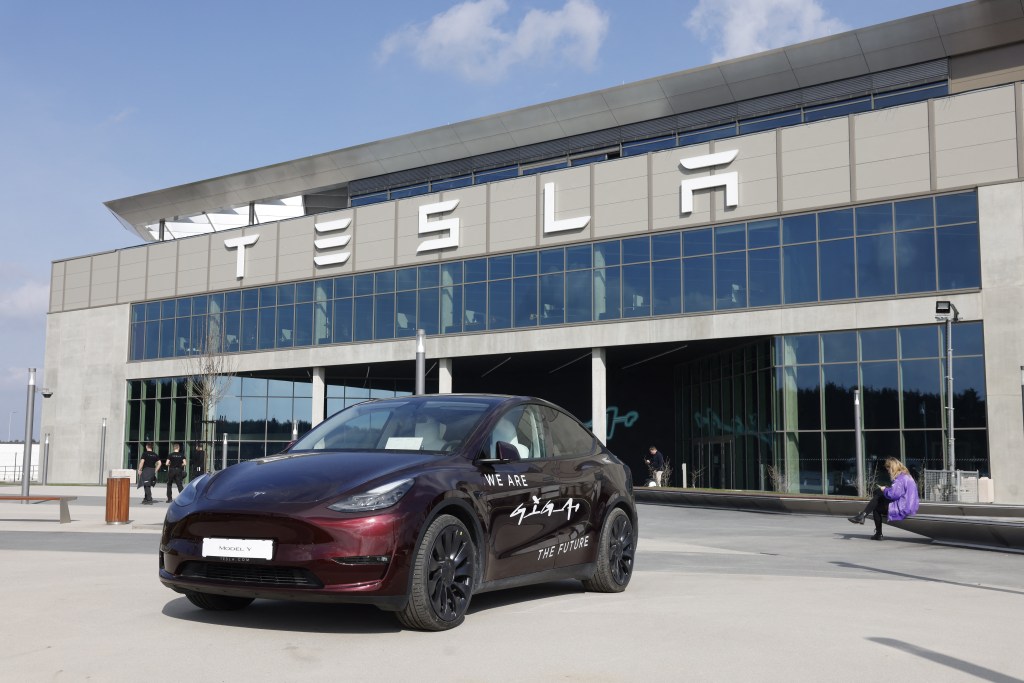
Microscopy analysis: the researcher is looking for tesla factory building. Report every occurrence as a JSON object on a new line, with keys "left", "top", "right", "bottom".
{"left": 42, "top": 2, "right": 1024, "bottom": 502}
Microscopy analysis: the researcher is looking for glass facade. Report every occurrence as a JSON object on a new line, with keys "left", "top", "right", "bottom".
{"left": 124, "top": 376, "right": 410, "bottom": 471}
{"left": 678, "top": 323, "right": 988, "bottom": 495}
{"left": 129, "top": 191, "right": 980, "bottom": 362}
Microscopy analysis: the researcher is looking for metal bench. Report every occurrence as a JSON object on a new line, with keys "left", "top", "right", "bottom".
{"left": 0, "top": 494, "right": 78, "bottom": 523}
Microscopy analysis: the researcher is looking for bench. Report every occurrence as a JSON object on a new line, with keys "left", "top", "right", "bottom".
{"left": 0, "top": 495, "right": 77, "bottom": 523}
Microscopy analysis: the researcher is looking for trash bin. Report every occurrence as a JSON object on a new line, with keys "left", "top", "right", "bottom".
{"left": 105, "top": 469, "right": 132, "bottom": 525}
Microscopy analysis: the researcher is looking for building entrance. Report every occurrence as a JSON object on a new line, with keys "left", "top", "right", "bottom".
{"left": 692, "top": 438, "right": 735, "bottom": 489}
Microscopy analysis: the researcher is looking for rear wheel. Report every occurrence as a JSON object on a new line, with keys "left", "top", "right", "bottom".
{"left": 397, "top": 514, "right": 476, "bottom": 631}
{"left": 582, "top": 507, "right": 634, "bottom": 592}
{"left": 185, "top": 591, "right": 254, "bottom": 611}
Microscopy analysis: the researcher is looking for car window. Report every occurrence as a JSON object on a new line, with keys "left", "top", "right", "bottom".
{"left": 488, "top": 405, "right": 546, "bottom": 459}
{"left": 542, "top": 406, "right": 596, "bottom": 459}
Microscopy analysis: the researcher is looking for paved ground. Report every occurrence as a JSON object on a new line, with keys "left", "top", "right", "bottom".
{"left": 2, "top": 485, "right": 1023, "bottom": 682}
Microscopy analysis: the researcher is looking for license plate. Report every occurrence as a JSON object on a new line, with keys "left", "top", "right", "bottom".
{"left": 202, "top": 537, "right": 274, "bottom": 560}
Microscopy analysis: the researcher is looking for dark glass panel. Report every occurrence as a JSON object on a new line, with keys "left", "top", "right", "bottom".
{"left": 715, "top": 224, "right": 745, "bottom": 253}
{"left": 952, "top": 429, "right": 988, "bottom": 476}
{"left": 856, "top": 204, "right": 893, "bottom": 235}
{"left": 683, "top": 256, "right": 713, "bottom": 312}
{"left": 431, "top": 175, "right": 472, "bottom": 191}
{"left": 131, "top": 304, "right": 145, "bottom": 323}
{"left": 935, "top": 192, "right": 978, "bottom": 225}
{"left": 782, "top": 214, "right": 815, "bottom": 245}
{"left": 895, "top": 197, "right": 934, "bottom": 230}
{"left": 242, "top": 289, "right": 259, "bottom": 309}
{"left": 353, "top": 297, "right": 374, "bottom": 341}
{"left": 679, "top": 123, "right": 736, "bottom": 145}
{"left": 145, "top": 302, "right": 160, "bottom": 321}
{"left": 540, "top": 248, "right": 565, "bottom": 273}
{"left": 873, "top": 83, "right": 947, "bottom": 109}
{"left": 395, "top": 268, "right": 417, "bottom": 291}
{"left": 513, "top": 277, "right": 538, "bottom": 327}
{"left": 332, "top": 298, "right": 352, "bottom": 343}
{"left": 174, "top": 318, "right": 191, "bottom": 356}
{"left": 651, "top": 232, "right": 681, "bottom": 260}
{"left": 651, "top": 259, "right": 682, "bottom": 315}
{"left": 474, "top": 165, "right": 517, "bottom": 183}
{"left": 952, "top": 356, "right": 987, "bottom": 428}
{"left": 901, "top": 358, "right": 942, "bottom": 429}
{"left": 944, "top": 320, "right": 983, "bottom": 357}
{"left": 294, "top": 281, "right": 313, "bottom": 303}
{"left": 748, "top": 218, "right": 779, "bottom": 249}
{"left": 937, "top": 223, "right": 980, "bottom": 290}
{"left": 333, "top": 276, "right": 353, "bottom": 299}
{"left": 622, "top": 263, "right": 651, "bottom": 317}
{"left": 566, "top": 271, "right": 592, "bottom": 323}
{"left": 622, "top": 236, "right": 651, "bottom": 264}
{"left": 221, "top": 292, "right": 237, "bottom": 312}
{"left": 793, "top": 432, "right": 823, "bottom": 494}
{"left": 782, "top": 243, "right": 817, "bottom": 303}
{"left": 863, "top": 431, "right": 901, "bottom": 481}
{"left": 748, "top": 248, "right": 780, "bottom": 307}
{"left": 375, "top": 293, "right": 395, "bottom": 339}
{"left": 159, "top": 319, "right": 174, "bottom": 358}
{"left": 313, "top": 298, "right": 330, "bottom": 345}
{"left": 259, "top": 286, "right": 277, "bottom": 307}
{"left": 441, "top": 285, "right": 462, "bottom": 334}
{"left": 418, "top": 288, "right": 439, "bottom": 335}
{"left": 860, "top": 328, "right": 897, "bottom": 361}
{"left": 818, "top": 239, "right": 856, "bottom": 301}
{"left": 464, "top": 283, "right": 486, "bottom": 331}
{"left": 783, "top": 334, "right": 819, "bottom": 365}
{"left": 818, "top": 208, "right": 854, "bottom": 240}
{"left": 275, "top": 283, "right": 294, "bottom": 306}
{"left": 266, "top": 397, "right": 293, "bottom": 441}
{"left": 539, "top": 273, "right": 565, "bottom": 325}
{"left": 374, "top": 271, "right": 395, "bottom": 294}
{"left": 900, "top": 326, "right": 939, "bottom": 359}
{"left": 861, "top": 361, "right": 900, "bottom": 429}
{"left": 223, "top": 310, "right": 240, "bottom": 352}
{"left": 804, "top": 96, "right": 871, "bottom": 123}
{"left": 793, "top": 366, "right": 821, "bottom": 430}
{"left": 258, "top": 307, "right": 276, "bottom": 350}
{"left": 514, "top": 252, "right": 538, "bottom": 277}
{"left": 489, "top": 255, "right": 512, "bottom": 280}
{"left": 465, "top": 258, "right": 487, "bottom": 283}
{"left": 175, "top": 298, "right": 191, "bottom": 317}
{"left": 354, "top": 274, "right": 374, "bottom": 297}
{"left": 823, "top": 363, "right": 857, "bottom": 430}
{"left": 856, "top": 234, "right": 895, "bottom": 297}
{"left": 239, "top": 396, "right": 267, "bottom": 441}
{"left": 395, "top": 290, "right": 417, "bottom": 337}
{"left": 622, "top": 135, "right": 676, "bottom": 156}
{"left": 487, "top": 279, "right": 511, "bottom": 329}
{"left": 441, "top": 262, "right": 462, "bottom": 286}
{"left": 895, "top": 229, "right": 937, "bottom": 294}
{"left": 161, "top": 300, "right": 176, "bottom": 319}
{"left": 565, "top": 244, "right": 592, "bottom": 270}
{"left": 683, "top": 228, "right": 713, "bottom": 257}
{"left": 418, "top": 264, "right": 439, "bottom": 289}
{"left": 739, "top": 110, "right": 802, "bottom": 135}
{"left": 276, "top": 305, "right": 295, "bottom": 348}
{"left": 390, "top": 183, "right": 429, "bottom": 199}
{"left": 593, "top": 267, "right": 620, "bottom": 320}
{"left": 130, "top": 322, "right": 145, "bottom": 360}
{"left": 824, "top": 431, "right": 858, "bottom": 495}
{"left": 903, "top": 429, "right": 945, "bottom": 475}
{"left": 822, "top": 331, "right": 857, "bottom": 363}
{"left": 715, "top": 252, "right": 746, "bottom": 309}
{"left": 239, "top": 308, "right": 258, "bottom": 351}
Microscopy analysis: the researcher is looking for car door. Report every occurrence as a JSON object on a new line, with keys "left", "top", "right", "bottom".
{"left": 476, "top": 404, "right": 561, "bottom": 581}
{"left": 540, "top": 404, "right": 605, "bottom": 570}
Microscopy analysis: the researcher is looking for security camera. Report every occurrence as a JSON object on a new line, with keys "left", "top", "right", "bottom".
{"left": 40, "top": 388, "right": 53, "bottom": 398}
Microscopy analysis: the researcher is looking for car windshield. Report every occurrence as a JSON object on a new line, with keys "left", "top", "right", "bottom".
{"left": 290, "top": 398, "right": 493, "bottom": 453}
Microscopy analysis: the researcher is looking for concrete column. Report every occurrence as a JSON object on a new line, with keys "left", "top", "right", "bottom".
{"left": 439, "top": 358, "right": 453, "bottom": 394}
{"left": 592, "top": 348, "right": 607, "bottom": 444}
{"left": 312, "top": 367, "right": 326, "bottom": 426}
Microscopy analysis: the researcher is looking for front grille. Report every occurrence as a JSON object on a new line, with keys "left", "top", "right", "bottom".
{"left": 180, "top": 561, "right": 323, "bottom": 588}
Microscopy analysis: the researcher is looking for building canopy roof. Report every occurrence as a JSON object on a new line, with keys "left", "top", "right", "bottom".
{"left": 106, "top": 0, "right": 1024, "bottom": 241}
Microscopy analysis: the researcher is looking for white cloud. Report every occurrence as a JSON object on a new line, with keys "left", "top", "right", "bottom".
{"left": 686, "top": 0, "right": 847, "bottom": 62}
{"left": 378, "top": 0, "right": 609, "bottom": 83}
{"left": 0, "top": 279, "right": 48, "bottom": 319}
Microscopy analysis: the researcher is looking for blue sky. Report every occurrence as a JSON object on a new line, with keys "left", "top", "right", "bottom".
{"left": 0, "top": 0, "right": 961, "bottom": 440}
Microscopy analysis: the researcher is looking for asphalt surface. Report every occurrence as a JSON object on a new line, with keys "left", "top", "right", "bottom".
{"left": 2, "top": 485, "right": 1023, "bottom": 682}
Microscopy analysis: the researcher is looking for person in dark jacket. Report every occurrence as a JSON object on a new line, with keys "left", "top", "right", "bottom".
{"left": 848, "top": 457, "right": 920, "bottom": 540}
{"left": 645, "top": 446, "right": 666, "bottom": 486}
{"left": 136, "top": 443, "right": 162, "bottom": 505}
{"left": 165, "top": 442, "right": 186, "bottom": 503}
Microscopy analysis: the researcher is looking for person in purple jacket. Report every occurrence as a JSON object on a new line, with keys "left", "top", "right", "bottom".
{"left": 848, "top": 457, "right": 920, "bottom": 540}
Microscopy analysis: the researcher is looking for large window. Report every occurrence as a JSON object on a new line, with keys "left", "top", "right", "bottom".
{"left": 129, "top": 192, "right": 980, "bottom": 361}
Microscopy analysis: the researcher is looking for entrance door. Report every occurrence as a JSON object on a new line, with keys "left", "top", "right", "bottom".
{"left": 693, "top": 438, "right": 735, "bottom": 490}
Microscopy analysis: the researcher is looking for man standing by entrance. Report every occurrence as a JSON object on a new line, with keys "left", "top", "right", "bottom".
{"left": 646, "top": 446, "right": 666, "bottom": 486}
{"left": 165, "top": 442, "right": 186, "bottom": 503}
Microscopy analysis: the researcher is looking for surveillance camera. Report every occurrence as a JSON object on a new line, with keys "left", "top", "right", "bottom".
{"left": 40, "top": 389, "right": 53, "bottom": 398}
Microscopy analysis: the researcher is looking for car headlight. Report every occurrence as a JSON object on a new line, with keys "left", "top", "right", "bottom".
{"left": 173, "top": 473, "right": 208, "bottom": 508}
{"left": 328, "top": 478, "right": 414, "bottom": 513}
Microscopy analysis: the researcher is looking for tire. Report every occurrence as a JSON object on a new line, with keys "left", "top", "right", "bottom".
{"left": 396, "top": 514, "right": 476, "bottom": 631}
{"left": 581, "top": 507, "right": 635, "bottom": 593}
{"left": 185, "top": 591, "right": 255, "bottom": 611}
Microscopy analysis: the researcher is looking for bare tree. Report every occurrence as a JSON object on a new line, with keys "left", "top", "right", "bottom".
{"left": 182, "top": 319, "right": 235, "bottom": 472}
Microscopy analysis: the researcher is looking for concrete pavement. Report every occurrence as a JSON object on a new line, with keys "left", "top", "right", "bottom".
{"left": 1, "top": 485, "right": 1022, "bottom": 682}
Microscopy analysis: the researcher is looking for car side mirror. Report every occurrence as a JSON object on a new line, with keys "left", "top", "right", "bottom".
{"left": 476, "top": 441, "right": 522, "bottom": 465}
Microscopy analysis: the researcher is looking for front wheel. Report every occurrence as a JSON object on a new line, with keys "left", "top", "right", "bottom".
{"left": 397, "top": 514, "right": 476, "bottom": 631}
{"left": 582, "top": 507, "right": 635, "bottom": 592}
{"left": 185, "top": 591, "right": 254, "bottom": 611}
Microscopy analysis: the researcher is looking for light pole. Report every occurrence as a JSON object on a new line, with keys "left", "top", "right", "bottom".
{"left": 20, "top": 369, "right": 53, "bottom": 497}
{"left": 935, "top": 301, "right": 960, "bottom": 476}
{"left": 7, "top": 411, "right": 16, "bottom": 441}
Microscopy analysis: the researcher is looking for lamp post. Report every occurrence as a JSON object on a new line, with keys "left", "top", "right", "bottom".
{"left": 935, "top": 301, "right": 960, "bottom": 476}
{"left": 7, "top": 411, "right": 16, "bottom": 442}
{"left": 20, "top": 369, "right": 53, "bottom": 496}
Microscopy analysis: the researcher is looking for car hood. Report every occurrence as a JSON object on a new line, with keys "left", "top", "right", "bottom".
{"left": 201, "top": 450, "right": 439, "bottom": 505}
